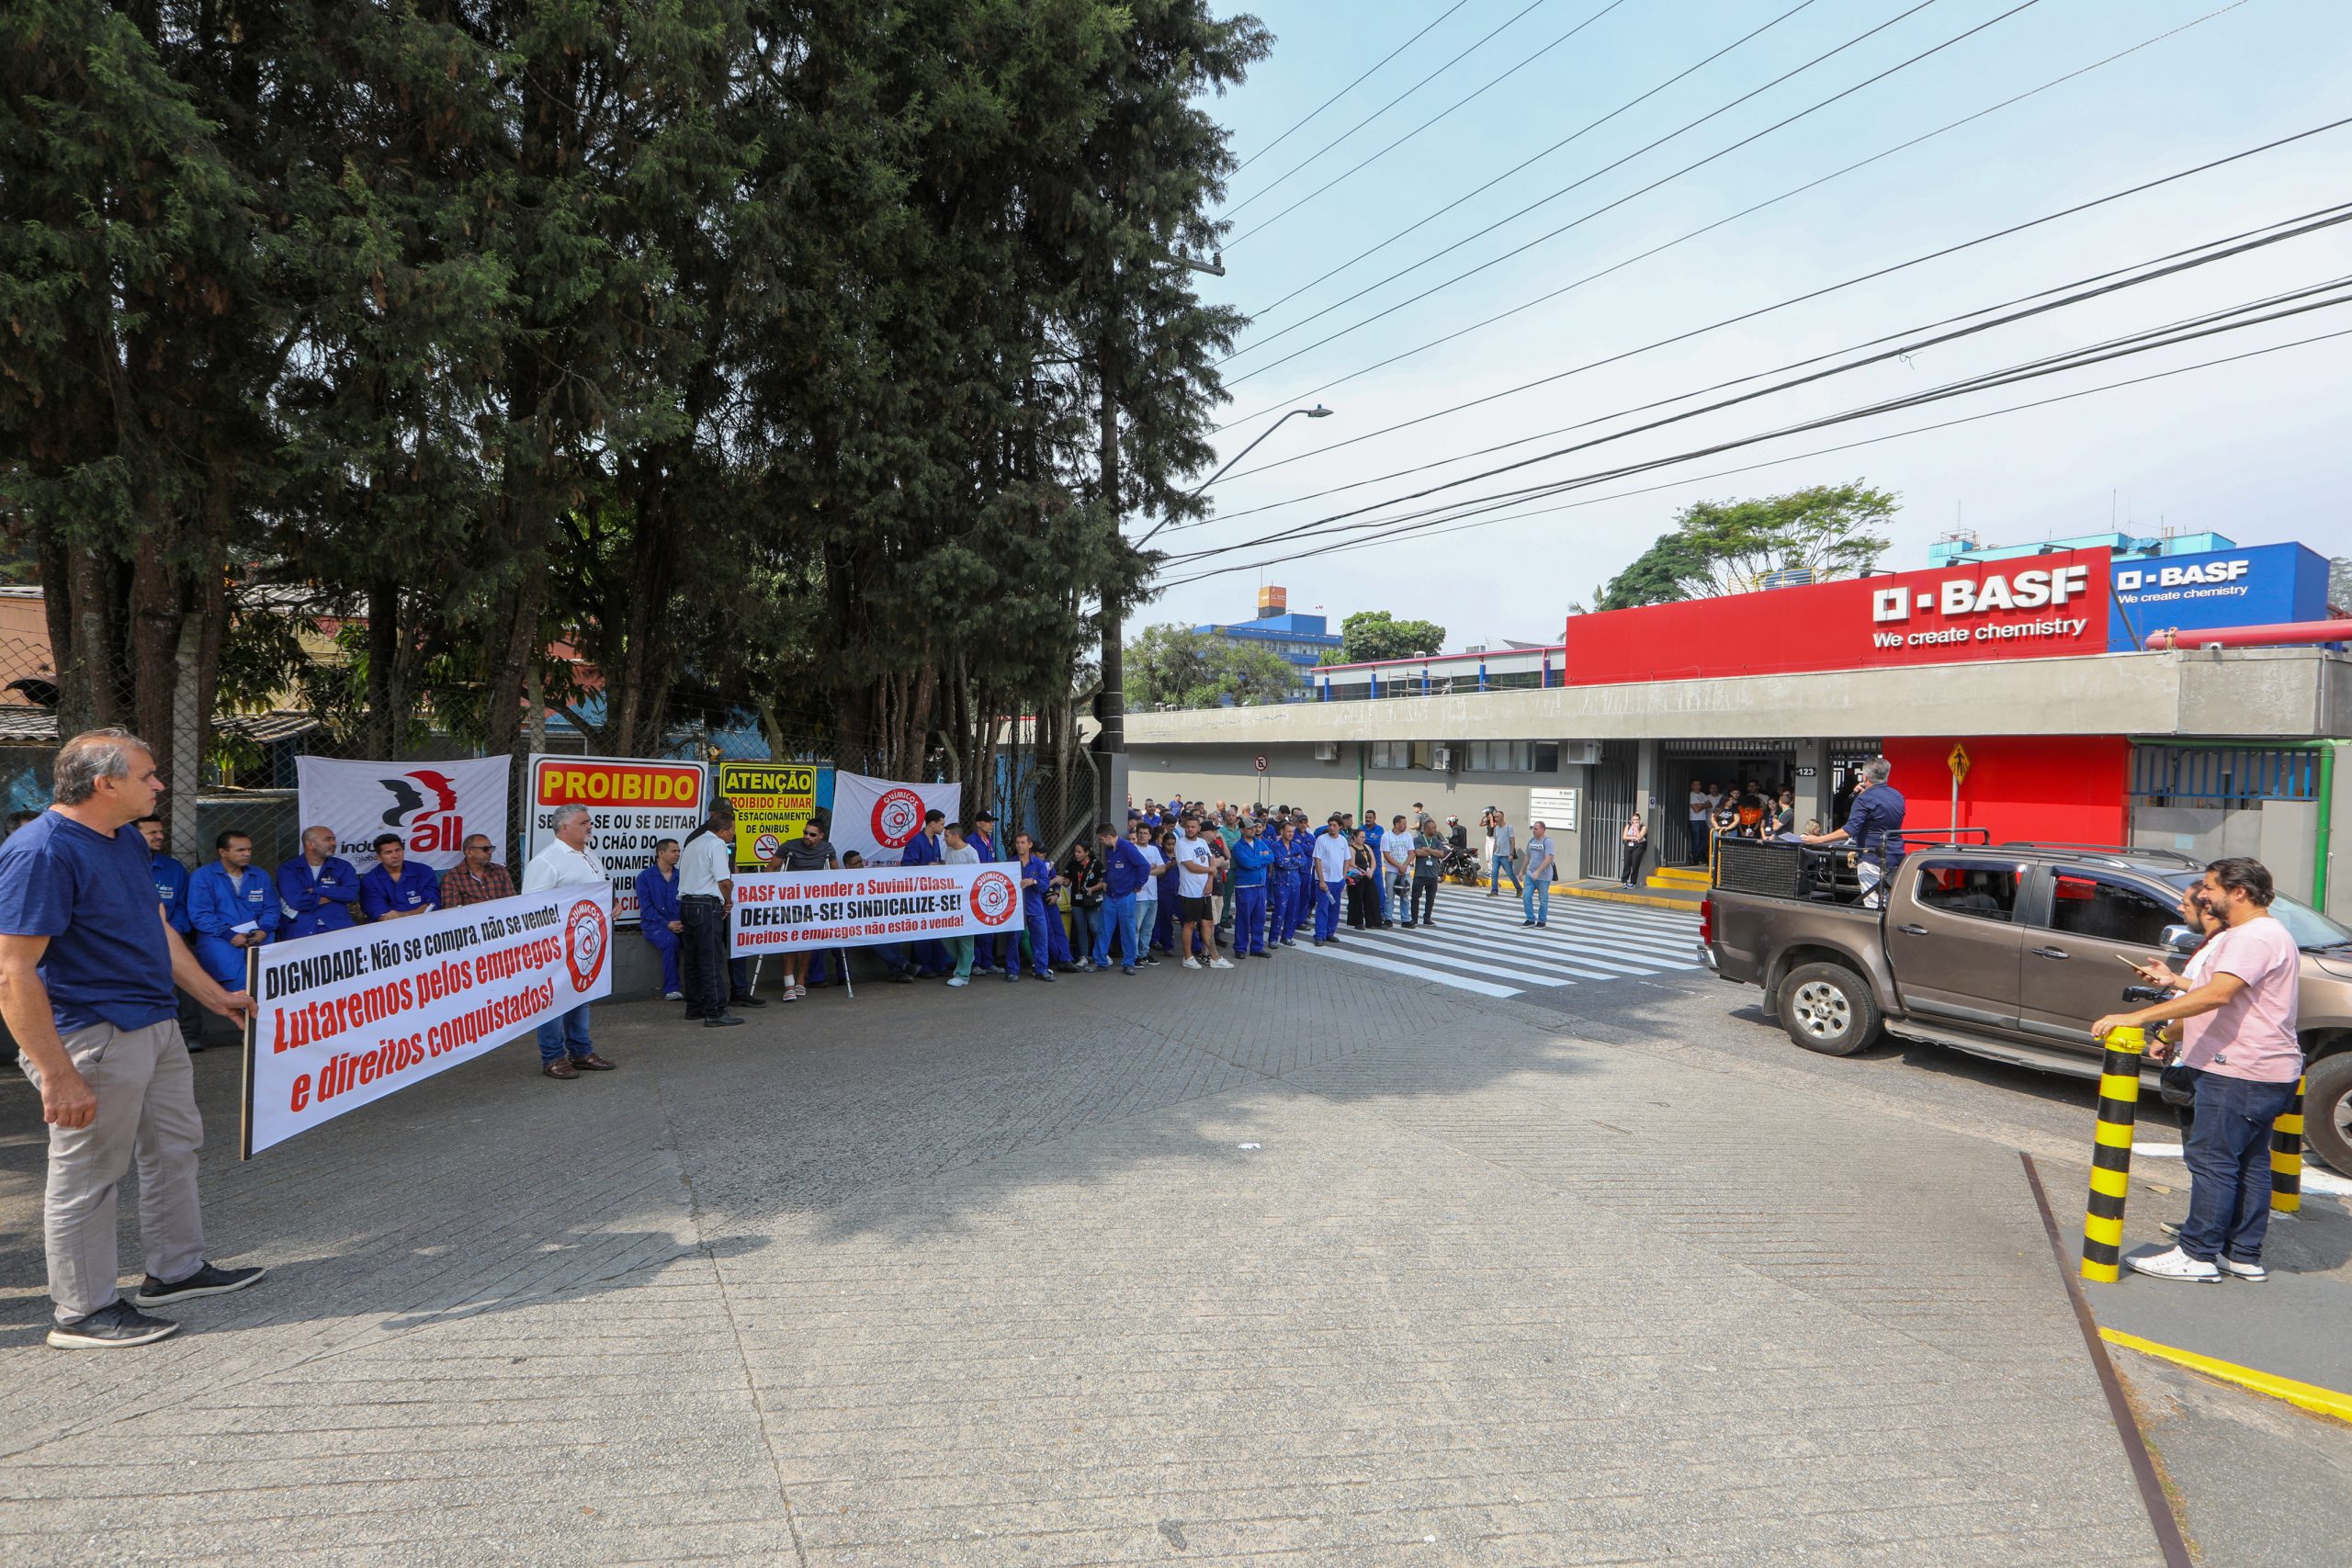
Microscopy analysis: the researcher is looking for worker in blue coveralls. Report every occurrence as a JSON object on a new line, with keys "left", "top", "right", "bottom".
{"left": 188, "top": 829, "right": 279, "bottom": 990}
{"left": 359, "top": 833, "right": 440, "bottom": 921}
{"left": 139, "top": 814, "right": 205, "bottom": 1047}
{"left": 1008, "top": 830, "right": 1057, "bottom": 982}
{"left": 1227, "top": 816, "right": 1273, "bottom": 958}
{"left": 276, "top": 823, "right": 359, "bottom": 941}
{"left": 899, "top": 808, "right": 951, "bottom": 977}
{"left": 967, "top": 809, "right": 1005, "bottom": 973}
{"left": 1284, "top": 815, "right": 1315, "bottom": 939}
{"left": 1267, "top": 818, "right": 1299, "bottom": 948}
{"left": 635, "top": 838, "right": 684, "bottom": 999}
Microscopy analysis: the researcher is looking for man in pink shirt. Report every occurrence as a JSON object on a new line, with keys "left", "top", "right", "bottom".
{"left": 2095, "top": 858, "right": 2303, "bottom": 1283}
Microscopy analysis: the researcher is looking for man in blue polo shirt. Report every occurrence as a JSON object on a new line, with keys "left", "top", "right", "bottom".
{"left": 359, "top": 833, "right": 441, "bottom": 921}
{"left": 1803, "top": 756, "right": 1907, "bottom": 908}
{"left": 1093, "top": 820, "right": 1151, "bottom": 976}
{"left": 0, "top": 729, "right": 261, "bottom": 1348}
{"left": 276, "top": 823, "right": 359, "bottom": 940}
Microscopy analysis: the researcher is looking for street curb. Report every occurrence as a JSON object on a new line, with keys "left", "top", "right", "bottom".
{"left": 2100, "top": 1327, "right": 2352, "bottom": 1425}
{"left": 1554, "top": 885, "right": 1701, "bottom": 912}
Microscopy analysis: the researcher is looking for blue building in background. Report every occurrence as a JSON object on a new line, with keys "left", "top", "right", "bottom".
{"left": 1194, "top": 586, "right": 1344, "bottom": 680}
{"left": 1924, "top": 530, "right": 2335, "bottom": 650}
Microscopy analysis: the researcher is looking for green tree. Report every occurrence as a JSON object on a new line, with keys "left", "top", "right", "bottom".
{"left": 1597, "top": 482, "right": 1896, "bottom": 609}
{"left": 1339, "top": 610, "right": 1446, "bottom": 662}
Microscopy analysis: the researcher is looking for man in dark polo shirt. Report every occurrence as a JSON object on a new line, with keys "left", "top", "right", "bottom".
{"left": 0, "top": 728, "right": 262, "bottom": 1348}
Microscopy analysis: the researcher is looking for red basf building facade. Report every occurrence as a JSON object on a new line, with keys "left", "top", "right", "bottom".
{"left": 1561, "top": 550, "right": 2131, "bottom": 845}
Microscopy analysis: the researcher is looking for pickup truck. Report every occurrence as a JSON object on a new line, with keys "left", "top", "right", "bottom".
{"left": 1701, "top": 839, "right": 2352, "bottom": 1173}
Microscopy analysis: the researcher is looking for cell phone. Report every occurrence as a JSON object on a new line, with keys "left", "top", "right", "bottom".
{"left": 2116, "top": 953, "right": 2154, "bottom": 971}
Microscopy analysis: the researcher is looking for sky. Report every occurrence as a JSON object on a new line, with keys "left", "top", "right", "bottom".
{"left": 1139, "top": 0, "right": 2352, "bottom": 649}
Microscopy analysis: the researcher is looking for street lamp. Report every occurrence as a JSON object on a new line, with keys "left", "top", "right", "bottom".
{"left": 1096, "top": 403, "right": 1335, "bottom": 825}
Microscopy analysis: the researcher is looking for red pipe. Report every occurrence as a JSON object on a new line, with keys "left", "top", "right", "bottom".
{"left": 2143, "top": 619, "right": 2352, "bottom": 651}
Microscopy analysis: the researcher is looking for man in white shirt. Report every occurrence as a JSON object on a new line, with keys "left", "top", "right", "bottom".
{"left": 675, "top": 805, "right": 746, "bottom": 1029}
{"left": 1172, "top": 814, "right": 1230, "bottom": 971}
{"left": 1309, "top": 817, "right": 1351, "bottom": 946}
{"left": 1487, "top": 811, "right": 1520, "bottom": 899}
{"left": 1382, "top": 813, "right": 1414, "bottom": 926}
{"left": 1687, "top": 780, "right": 1712, "bottom": 865}
{"left": 521, "top": 805, "right": 618, "bottom": 1077}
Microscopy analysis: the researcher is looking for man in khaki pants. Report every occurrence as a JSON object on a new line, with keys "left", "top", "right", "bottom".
{"left": 2, "top": 728, "right": 260, "bottom": 1348}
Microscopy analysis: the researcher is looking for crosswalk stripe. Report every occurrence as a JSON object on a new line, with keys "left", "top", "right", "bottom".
{"left": 1366, "top": 922, "right": 1650, "bottom": 981}
{"left": 1438, "top": 909, "right": 1698, "bottom": 967}
{"left": 1453, "top": 895, "right": 1697, "bottom": 936}
{"left": 1300, "top": 941, "right": 1523, "bottom": 997}
{"left": 1324, "top": 934, "right": 1584, "bottom": 987}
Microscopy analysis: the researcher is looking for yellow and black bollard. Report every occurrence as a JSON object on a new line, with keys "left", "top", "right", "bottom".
{"left": 2270, "top": 1075, "right": 2306, "bottom": 1215}
{"left": 2081, "top": 1025, "right": 2147, "bottom": 1282}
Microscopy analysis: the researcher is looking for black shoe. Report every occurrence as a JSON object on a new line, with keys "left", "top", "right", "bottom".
{"left": 1037, "top": 971, "right": 1057, "bottom": 983}
{"left": 1523, "top": 919, "right": 1536, "bottom": 926}
{"left": 703, "top": 1014, "right": 745, "bottom": 1029}
{"left": 889, "top": 970, "right": 914, "bottom": 985}
{"left": 1141, "top": 957, "right": 1160, "bottom": 967}
{"left": 133, "top": 1261, "right": 266, "bottom": 1309}
{"left": 729, "top": 996, "right": 767, "bottom": 1009}
{"left": 48, "top": 1300, "right": 179, "bottom": 1349}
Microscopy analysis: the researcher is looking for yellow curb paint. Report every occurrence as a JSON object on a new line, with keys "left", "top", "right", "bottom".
{"left": 1552, "top": 885, "right": 1699, "bottom": 911}
{"left": 2099, "top": 1328, "right": 2352, "bottom": 1424}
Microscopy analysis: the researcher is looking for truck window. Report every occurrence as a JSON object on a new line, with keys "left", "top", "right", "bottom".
{"left": 1914, "top": 862, "right": 2018, "bottom": 923}
{"left": 2047, "top": 873, "right": 2174, "bottom": 946}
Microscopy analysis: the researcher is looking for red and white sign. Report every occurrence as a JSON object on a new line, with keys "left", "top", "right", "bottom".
{"left": 1561, "top": 549, "right": 2112, "bottom": 683}
{"left": 241, "top": 884, "right": 613, "bottom": 1156}
{"left": 729, "top": 863, "right": 1028, "bottom": 956}
{"left": 297, "top": 756, "right": 512, "bottom": 874}
{"left": 526, "top": 755, "right": 707, "bottom": 925}
{"left": 829, "top": 771, "right": 964, "bottom": 865}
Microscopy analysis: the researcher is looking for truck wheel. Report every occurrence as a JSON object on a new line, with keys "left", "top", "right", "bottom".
{"left": 2303, "top": 1052, "right": 2352, "bottom": 1178}
{"left": 1778, "top": 963, "right": 1882, "bottom": 1056}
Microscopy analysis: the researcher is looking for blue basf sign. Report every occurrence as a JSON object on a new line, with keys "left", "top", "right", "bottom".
{"left": 2108, "top": 542, "right": 2330, "bottom": 650}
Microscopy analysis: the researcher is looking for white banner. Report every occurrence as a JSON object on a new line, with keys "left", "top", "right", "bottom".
{"left": 526, "top": 754, "right": 708, "bottom": 925}
{"left": 241, "top": 886, "right": 614, "bottom": 1156}
{"left": 828, "top": 771, "right": 964, "bottom": 866}
{"left": 729, "top": 863, "right": 1025, "bottom": 956}
{"left": 295, "top": 756, "right": 511, "bottom": 874}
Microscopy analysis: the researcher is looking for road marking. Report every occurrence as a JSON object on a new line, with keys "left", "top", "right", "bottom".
{"left": 2100, "top": 1328, "right": 2352, "bottom": 1425}
{"left": 2131, "top": 1143, "right": 2352, "bottom": 1196}
{"left": 1299, "top": 941, "right": 1523, "bottom": 998}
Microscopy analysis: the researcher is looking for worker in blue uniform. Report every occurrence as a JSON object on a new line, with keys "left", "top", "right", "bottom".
{"left": 359, "top": 833, "right": 442, "bottom": 920}
{"left": 276, "top": 823, "right": 359, "bottom": 940}
{"left": 188, "top": 829, "right": 279, "bottom": 990}
{"left": 899, "top": 809, "right": 951, "bottom": 976}
{"left": 1267, "top": 820, "right": 1299, "bottom": 948}
{"left": 635, "top": 838, "right": 684, "bottom": 998}
{"left": 1228, "top": 818, "right": 1274, "bottom": 957}
{"left": 139, "top": 813, "right": 205, "bottom": 1047}
{"left": 967, "top": 809, "right": 1006, "bottom": 973}
{"left": 1008, "top": 831, "right": 1057, "bottom": 981}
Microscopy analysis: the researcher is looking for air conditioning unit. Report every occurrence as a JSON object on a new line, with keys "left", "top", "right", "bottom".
{"left": 1314, "top": 741, "right": 1340, "bottom": 762}
{"left": 1430, "top": 746, "right": 1453, "bottom": 772}
{"left": 1557, "top": 740, "right": 1602, "bottom": 766}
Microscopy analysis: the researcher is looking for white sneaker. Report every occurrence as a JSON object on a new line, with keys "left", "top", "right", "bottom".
{"left": 1182, "top": 957, "right": 1202, "bottom": 970}
{"left": 662, "top": 990, "right": 684, "bottom": 1001}
{"left": 946, "top": 976, "right": 968, "bottom": 988}
{"left": 2129, "top": 1246, "right": 2221, "bottom": 1283}
{"left": 2219, "top": 1257, "right": 2268, "bottom": 1282}
{"left": 1208, "top": 957, "right": 1234, "bottom": 970}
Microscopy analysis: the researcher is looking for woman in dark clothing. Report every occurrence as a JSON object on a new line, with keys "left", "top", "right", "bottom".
{"left": 1060, "top": 840, "right": 1106, "bottom": 971}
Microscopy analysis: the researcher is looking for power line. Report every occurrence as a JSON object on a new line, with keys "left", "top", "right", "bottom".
{"left": 1243, "top": 0, "right": 1826, "bottom": 319}
{"left": 1154, "top": 322, "right": 2352, "bottom": 589}
{"left": 1230, "top": 1, "right": 1475, "bottom": 176}
{"left": 1212, "top": 0, "right": 2255, "bottom": 435}
{"left": 1193, "top": 114, "right": 2352, "bottom": 510}
{"left": 1170, "top": 239, "right": 2352, "bottom": 566}
{"left": 1225, "top": 0, "right": 1637, "bottom": 250}
{"left": 1219, "top": 0, "right": 1552, "bottom": 221}
{"left": 1217, "top": 0, "right": 1972, "bottom": 372}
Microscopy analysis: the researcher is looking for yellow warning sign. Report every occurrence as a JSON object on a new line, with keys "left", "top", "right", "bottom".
{"left": 1948, "top": 742, "right": 1972, "bottom": 784}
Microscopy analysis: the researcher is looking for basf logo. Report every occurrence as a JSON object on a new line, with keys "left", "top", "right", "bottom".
{"left": 2104, "top": 543, "right": 2329, "bottom": 649}
{"left": 1561, "top": 550, "right": 2111, "bottom": 684}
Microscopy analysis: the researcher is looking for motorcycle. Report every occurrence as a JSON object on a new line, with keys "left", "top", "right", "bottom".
{"left": 1441, "top": 845, "right": 1483, "bottom": 886}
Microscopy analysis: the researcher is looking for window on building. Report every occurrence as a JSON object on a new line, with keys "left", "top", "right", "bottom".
{"left": 1533, "top": 742, "right": 1560, "bottom": 773}
{"left": 2045, "top": 873, "right": 2175, "bottom": 946}
{"left": 1465, "top": 740, "right": 1539, "bottom": 773}
{"left": 1372, "top": 740, "right": 1408, "bottom": 769}
{"left": 1913, "top": 862, "right": 2018, "bottom": 923}
{"left": 1409, "top": 741, "right": 1435, "bottom": 771}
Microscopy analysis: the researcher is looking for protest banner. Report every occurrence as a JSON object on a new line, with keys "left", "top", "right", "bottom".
{"left": 526, "top": 754, "right": 706, "bottom": 924}
{"left": 729, "top": 862, "right": 1024, "bottom": 956}
{"left": 296, "top": 756, "right": 510, "bottom": 874}
{"left": 240, "top": 886, "right": 613, "bottom": 1156}
{"left": 829, "top": 770, "right": 964, "bottom": 865}
{"left": 718, "top": 761, "right": 819, "bottom": 871}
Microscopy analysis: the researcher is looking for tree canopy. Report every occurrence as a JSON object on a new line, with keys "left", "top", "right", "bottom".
{"left": 0, "top": 0, "right": 1267, "bottom": 830}
{"left": 1595, "top": 483, "right": 1896, "bottom": 610}
{"left": 1335, "top": 610, "right": 1446, "bottom": 663}
{"left": 1129, "top": 624, "right": 1296, "bottom": 708}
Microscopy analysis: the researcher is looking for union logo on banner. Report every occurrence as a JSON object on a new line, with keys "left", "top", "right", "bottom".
{"left": 969, "top": 870, "right": 1019, "bottom": 928}
{"left": 297, "top": 756, "right": 511, "bottom": 874}
{"left": 871, "top": 787, "right": 924, "bottom": 849}
{"left": 564, "top": 898, "right": 610, "bottom": 992}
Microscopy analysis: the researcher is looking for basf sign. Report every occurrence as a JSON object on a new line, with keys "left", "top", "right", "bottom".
{"left": 1560, "top": 550, "right": 2111, "bottom": 684}
{"left": 2105, "top": 542, "right": 2329, "bottom": 649}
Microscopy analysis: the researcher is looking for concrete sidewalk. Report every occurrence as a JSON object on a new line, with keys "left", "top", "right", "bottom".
{"left": 3, "top": 957, "right": 2169, "bottom": 1565}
